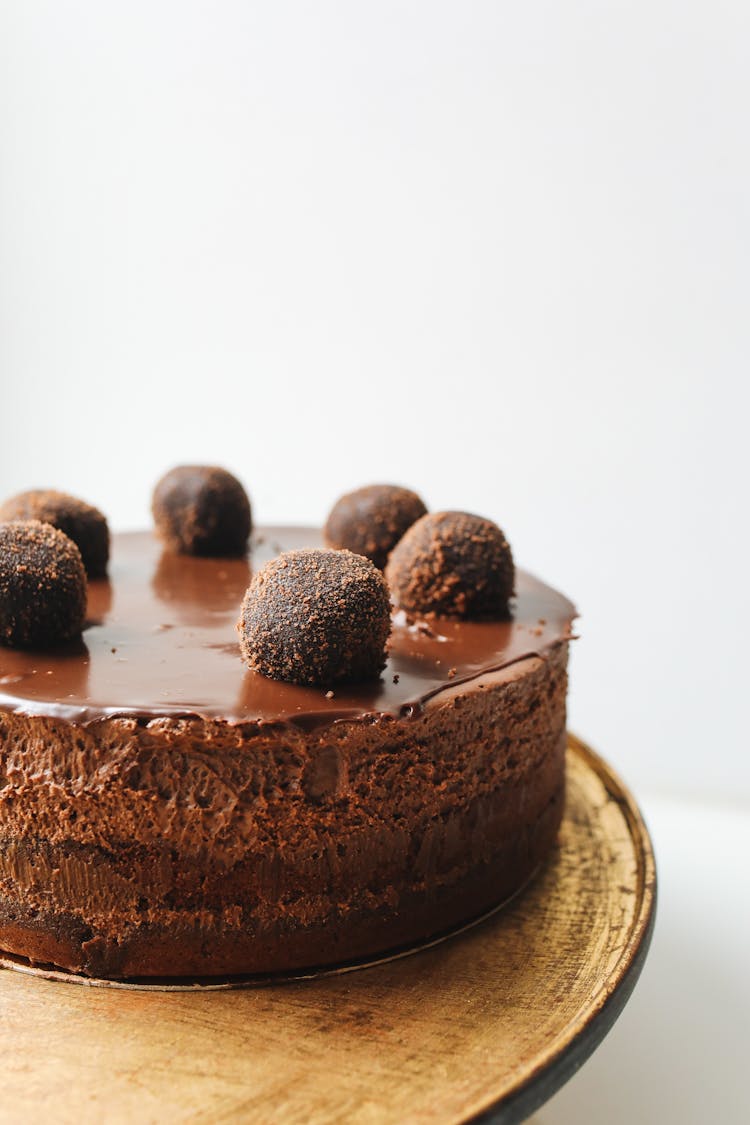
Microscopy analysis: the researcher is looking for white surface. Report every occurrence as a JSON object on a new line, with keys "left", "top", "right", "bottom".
{"left": 0, "top": 2, "right": 747, "bottom": 805}
{"left": 540, "top": 793, "right": 750, "bottom": 1125}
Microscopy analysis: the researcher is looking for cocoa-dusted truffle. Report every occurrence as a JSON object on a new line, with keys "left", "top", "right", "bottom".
{"left": 152, "top": 466, "right": 251, "bottom": 557}
{"left": 385, "top": 511, "right": 515, "bottom": 619}
{"left": 324, "top": 484, "right": 427, "bottom": 569}
{"left": 0, "top": 489, "right": 109, "bottom": 578}
{"left": 0, "top": 521, "right": 87, "bottom": 647}
{"left": 239, "top": 548, "right": 391, "bottom": 685}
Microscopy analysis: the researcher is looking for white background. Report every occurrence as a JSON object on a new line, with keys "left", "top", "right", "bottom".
{"left": 1, "top": 3, "right": 747, "bottom": 1122}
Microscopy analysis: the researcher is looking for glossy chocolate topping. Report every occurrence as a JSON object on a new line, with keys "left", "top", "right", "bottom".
{"left": 0, "top": 529, "right": 576, "bottom": 727}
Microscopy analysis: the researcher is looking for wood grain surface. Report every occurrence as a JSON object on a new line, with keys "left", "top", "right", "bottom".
{"left": 0, "top": 735, "right": 655, "bottom": 1124}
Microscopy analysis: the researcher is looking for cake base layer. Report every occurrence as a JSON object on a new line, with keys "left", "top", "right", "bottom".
{"left": 0, "top": 777, "right": 563, "bottom": 979}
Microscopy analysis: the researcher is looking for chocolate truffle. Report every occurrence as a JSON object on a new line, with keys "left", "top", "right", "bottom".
{"left": 385, "top": 511, "right": 515, "bottom": 619}
{"left": 0, "top": 489, "right": 109, "bottom": 578}
{"left": 239, "top": 548, "right": 391, "bottom": 685}
{"left": 324, "top": 484, "right": 428, "bottom": 569}
{"left": 0, "top": 521, "right": 87, "bottom": 647}
{"left": 152, "top": 466, "right": 252, "bottom": 557}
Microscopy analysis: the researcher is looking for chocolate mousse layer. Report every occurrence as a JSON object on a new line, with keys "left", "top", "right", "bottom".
{"left": 0, "top": 529, "right": 575, "bottom": 979}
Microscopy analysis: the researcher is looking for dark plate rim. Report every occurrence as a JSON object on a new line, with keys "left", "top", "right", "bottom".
{"left": 466, "top": 734, "right": 658, "bottom": 1124}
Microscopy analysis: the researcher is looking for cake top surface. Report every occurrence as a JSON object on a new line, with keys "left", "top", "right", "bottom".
{"left": 0, "top": 528, "right": 576, "bottom": 727}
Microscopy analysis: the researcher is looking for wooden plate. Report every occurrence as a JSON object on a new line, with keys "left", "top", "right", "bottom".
{"left": 0, "top": 735, "right": 655, "bottom": 1124}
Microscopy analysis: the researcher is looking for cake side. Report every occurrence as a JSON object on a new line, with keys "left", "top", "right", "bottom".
{"left": 0, "top": 647, "right": 567, "bottom": 978}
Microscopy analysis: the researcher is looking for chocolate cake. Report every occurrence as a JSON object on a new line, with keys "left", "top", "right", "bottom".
{"left": 0, "top": 528, "right": 575, "bottom": 980}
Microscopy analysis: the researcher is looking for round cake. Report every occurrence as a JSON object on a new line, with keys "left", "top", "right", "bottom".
{"left": 0, "top": 528, "right": 575, "bottom": 979}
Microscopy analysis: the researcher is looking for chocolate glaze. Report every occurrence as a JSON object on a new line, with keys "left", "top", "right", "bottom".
{"left": 0, "top": 529, "right": 576, "bottom": 728}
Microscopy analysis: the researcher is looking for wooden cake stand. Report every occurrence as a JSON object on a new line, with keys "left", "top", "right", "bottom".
{"left": 0, "top": 735, "right": 655, "bottom": 1124}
